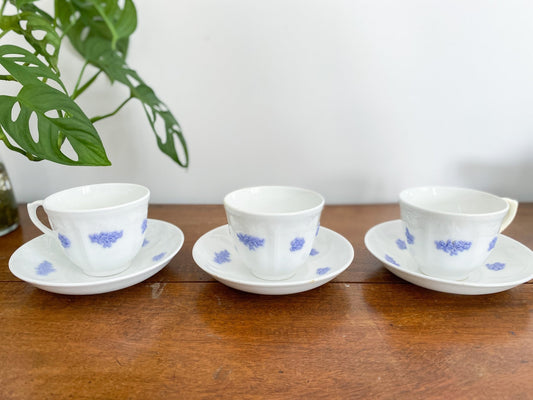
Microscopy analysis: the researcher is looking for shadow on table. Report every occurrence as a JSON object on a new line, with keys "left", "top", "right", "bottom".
{"left": 361, "top": 280, "right": 532, "bottom": 345}
{"left": 194, "top": 282, "right": 352, "bottom": 341}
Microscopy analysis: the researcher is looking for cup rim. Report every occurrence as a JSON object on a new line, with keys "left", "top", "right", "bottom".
{"left": 43, "top": 183, "right": 150, "bottom": 213}
{"left": 224, "top": 185, "right": 325, "bottom": 217}
{"left": 399, "top": 186, "right": 509, "bottom": 217}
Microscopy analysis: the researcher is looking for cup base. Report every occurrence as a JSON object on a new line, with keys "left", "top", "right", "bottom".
{"left": 250, "top": 268, "right": 300, "bottom": 281}
{"left": 419, "top": 265, "right": 474, "bottom": 281}
{"left": 79, "top": 261, "right": 131, "bottom": 277}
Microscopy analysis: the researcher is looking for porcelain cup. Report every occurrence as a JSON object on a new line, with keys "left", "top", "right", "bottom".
{"left": 224, "top": 186, "right": 324, "bottom": 280}
{"left": 27, "top": 183, "right": 150, "bottom": 277}
{"left": 399, "top": 186, "right": 518, "bottom": 280}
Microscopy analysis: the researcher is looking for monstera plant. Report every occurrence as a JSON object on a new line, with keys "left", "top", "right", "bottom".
{"left": 0, "top": 0, "right": 189, "bottom": 167}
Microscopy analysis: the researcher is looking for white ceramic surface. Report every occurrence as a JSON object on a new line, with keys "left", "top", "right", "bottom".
{"left": 192, "top": 224, "right": 353, "bottom": 295}
{"left": 364, "top": 220, "right": 533, "bottom": 295}
{"left": 27, "top": 183, "right": 150, "bottom": 276}
{"left": 399, "top": 186, "right": 518, "bottom": 280}
{"left": 224, "top": 186, "right": 325, "bottom": 280}
{"left": 9, "top": 219, "right": 183, "bottom": 295}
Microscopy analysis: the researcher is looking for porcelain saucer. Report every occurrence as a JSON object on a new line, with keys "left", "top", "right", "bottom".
{"left": 9, "top": 219, "right": 184, "bottom": 295}
{"left": 364, "top": 220, "right": 533, "bottom": 295}
{"left": 192, "top": 225, "right": 354, "bottom": 295}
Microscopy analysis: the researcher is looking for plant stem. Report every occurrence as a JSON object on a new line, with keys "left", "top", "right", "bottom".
{"left": 0, "top": 130, "right": 42, "bottom": 161}
{"left": 72, "top": 70, "right": 102, "bottom": 100}
{"left": 0, "top": 75, "right": 15, "bottom": 81}
{"left": 90, "top": 95, "right": 133, "bottom": 123}
{"left": 72, "top": 61, "right": 89, "bottom": 96}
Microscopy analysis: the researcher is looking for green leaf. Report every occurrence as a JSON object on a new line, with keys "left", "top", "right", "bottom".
{"left": 131, "top": 83, "right": 188, "bottom": 167}
{"left": 0, "top": 44, "right": 66, "bottom": 92}
{"left": 64, "top": 33, "right": 189, "bottom": 167}
{"left": 0, "top": 86, "right": 111, "bottom": 165}
{"left": 91, "top": 44, "right": 189, "bottom": 167}
{"left": 56, "top": 0, "right": 134, "bottom": 60}
{"left": 1, "top": 2, "right": 61, "bottom": 72}
{"left": 89, "top": 0, "right": 136, "bottom": 49}
{"left": 0, "top": 45, "right": 110, "bottom": 165}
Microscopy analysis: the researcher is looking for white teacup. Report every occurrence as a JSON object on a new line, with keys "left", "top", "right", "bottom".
{"left": 399, "top": 186, "right": 518, "bottom": 280}
{"left": 27, "top": 183, "right": 150, "bottom": 276}
{"left": 224, "top": 186, "right": 325, "bottom": 280}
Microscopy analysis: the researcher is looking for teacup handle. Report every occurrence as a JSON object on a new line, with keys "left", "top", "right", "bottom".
{"left": 27, "top": 200, "right": 55, "bottom": 236}
{"left": 500, "top": 198, "right": 518, "bottom": 232}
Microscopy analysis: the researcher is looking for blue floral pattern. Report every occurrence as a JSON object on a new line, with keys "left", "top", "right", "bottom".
{"left": 237, "top": 233, "right": 265, "bottom": 251}
{"left": 486, "top": 262, "right": 505, "bottom": 271}
{"left": 396, "top": 239, "right": 407, "bottom": 250}
{"left": 488, "top": 237, "right": 498, "bottom": 251}
{"left": 89, "top": 230, "right": 124, "bottom": 248}
{"left": 214, "top": 249, "right": 231, "bottom": 264}
{"left": 152, "top": 252, "right": 166, "bottom": 262}
{"left": 290, "top": 237, "right": 305, "bottom": 252}
{"left": 36, "top": 260, "right": 55, "bottom": 276}
{"left": 316, "top": 267, "right": 330, "bottom": 275}
{"left": 310, "top": 248, "right": 319, "bottom": 256}
{"left": 435, "top": 240, "right": 472, "bottom": 256}
{"left": 142, "top": 239, "right": 149, "bottom": 247}
{"left": 405, "top": 228, "right": 414, "bottom": 245}
{"left": 141, "top": 219, "right": 148, "bottom": 234}
{"left": 58, "top": 233, "right": 71, "bottom": 249}
{"left": 385, "top": 254, "right": 400, "bottom": 267}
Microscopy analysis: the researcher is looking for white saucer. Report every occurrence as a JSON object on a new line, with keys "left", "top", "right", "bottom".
{"left": 192, "top": 225, "right": 354, "bottom": 295}
{"left": 364, "top": 220, "right": 533, "bottom": 295}
{"left": 9, "top": 219, "right": 184, "bottom": 295}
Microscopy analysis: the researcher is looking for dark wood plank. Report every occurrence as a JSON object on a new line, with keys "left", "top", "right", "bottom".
{"left": 1, "top": 281, "right": 533, "bottom": 399}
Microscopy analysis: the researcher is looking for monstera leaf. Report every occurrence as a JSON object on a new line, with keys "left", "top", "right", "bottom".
{"left": 0, "top": 0, "right": 189, "bottom": 167}
{"left": 0, "top": 3, "right": 60, "bottom": 72}
{"left": 0, "top": 45, "right": 110, "bottom": 165}
{"left": 56, "top": 0, "right": 189, "bottom": 167}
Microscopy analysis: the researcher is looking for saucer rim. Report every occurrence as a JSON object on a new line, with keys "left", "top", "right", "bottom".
{"left": 9, "top": 219, "right": 184, "bottom": 290}
{"left": 364, "top": 219, "right": 533, "bottom": 289}
{"left": 192, "top": 224, "right": 354, "bottom": 290}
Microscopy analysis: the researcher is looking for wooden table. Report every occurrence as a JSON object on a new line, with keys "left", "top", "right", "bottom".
{"left": 1, "top": 204, "right": 532, "bottom": 399}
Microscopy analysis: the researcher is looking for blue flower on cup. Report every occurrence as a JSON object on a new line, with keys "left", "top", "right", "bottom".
{"left": 290, "top": 237, "right": 305, "bottom": 252}
{"left": 58, "top": 233, "right": 71, "bottom": 249}
{"left": 488, "top": 237, "right": 498, "bottom": 251}
{"left": 435, "top": 240, "right": 472, "bottom": 256}
{"left": 237, "top": 233, "right": 265, "bottom": 251}
{"left": 405, "top": 228, "right": 414, "bottom": 245}
{"left": 89, "top": 230, "right": 124, "bottom": 248}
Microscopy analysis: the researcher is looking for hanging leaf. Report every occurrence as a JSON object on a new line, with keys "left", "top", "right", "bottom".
{"left": 60, "top": 15, "right": 189, "bottom": 167}
{"left": 0, "top": 45, "right": 110, "bottom": 165}
{"left": 1, "top": 0, "right": 189, "bottom": 168}
{"left": 0, "top": 1, "right": 61, "bottom": 72}
{"left": 55, "top": 0, "right": 134, "bottom": 60}
{"left": 87, "top": 41, "right": 189, "bottom": 167}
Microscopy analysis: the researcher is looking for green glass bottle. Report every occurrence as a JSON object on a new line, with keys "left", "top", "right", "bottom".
{"left": 0, "top": 159, "right": 19, "bottom": 236}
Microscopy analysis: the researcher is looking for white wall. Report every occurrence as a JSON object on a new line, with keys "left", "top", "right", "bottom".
{"left": 2, "top": 0, "right": 533, "bottom": 204}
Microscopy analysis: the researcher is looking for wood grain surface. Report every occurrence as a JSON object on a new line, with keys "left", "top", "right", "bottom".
{"left": 1, "top": 204, "right": 532, "bottom": 399}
